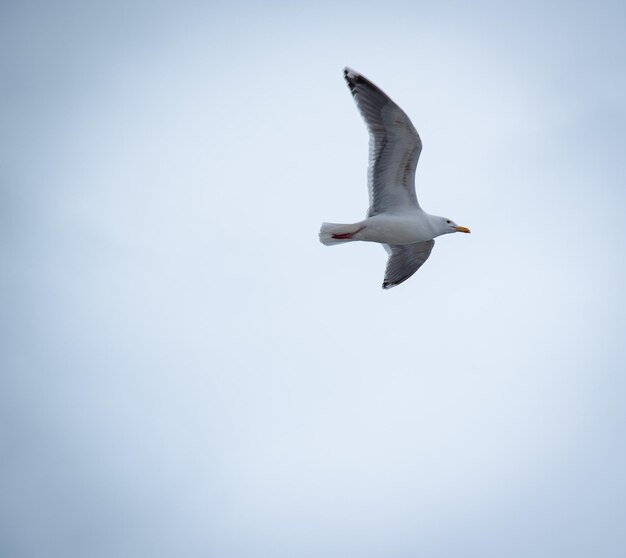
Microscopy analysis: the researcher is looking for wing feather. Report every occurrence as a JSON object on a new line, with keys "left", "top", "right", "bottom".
{"left": 344, "top": 68, "right": 422, "bottom": 217}
{"left": 382, "top": 240, "right": 435, "bottom": 289}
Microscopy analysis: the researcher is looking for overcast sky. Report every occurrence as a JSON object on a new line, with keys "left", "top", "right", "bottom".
{"left": 2, "top": 1, "right": 626, "bottom": 557}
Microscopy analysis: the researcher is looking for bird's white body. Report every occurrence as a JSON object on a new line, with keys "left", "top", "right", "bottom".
{"left": 354, "top": 211, "right": 441, "bottom": 245}
{"left": 321, "top": 210, "right": 447, "bottom": 246}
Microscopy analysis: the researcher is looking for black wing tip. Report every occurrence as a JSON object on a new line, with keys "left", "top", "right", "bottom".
{"left": 343, "top": 67, "right": 358, "bottom": 92}
{"left": 343, "top": 67, "right": 389, "bottom": 100}
{"left": 382, "top": 281, "right": 396, "bottom": 290}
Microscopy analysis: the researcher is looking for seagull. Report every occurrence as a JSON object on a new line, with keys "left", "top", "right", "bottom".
{"left": 319, "top": 67, "right": 470, "bottom": 289}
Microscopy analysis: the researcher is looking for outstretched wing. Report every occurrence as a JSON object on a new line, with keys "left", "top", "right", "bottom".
{"left": 344, "top": 67, "right": 423, "bottom": 217}
{"left": 382, "top": 240, "right": 435, "bottom": 289}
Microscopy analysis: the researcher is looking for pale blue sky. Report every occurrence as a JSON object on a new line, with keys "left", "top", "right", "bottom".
{"left": 2, "top": 1, "right": 626, "bottom": 557}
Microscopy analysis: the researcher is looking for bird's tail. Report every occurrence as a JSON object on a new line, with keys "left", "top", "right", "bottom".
{"left": 319, "top": 222, "right": 362, "bottom": 246}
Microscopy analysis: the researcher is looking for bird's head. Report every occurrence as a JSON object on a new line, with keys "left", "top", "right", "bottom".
{"left": 437, "top": 216, "right": 471, "bottom": 235}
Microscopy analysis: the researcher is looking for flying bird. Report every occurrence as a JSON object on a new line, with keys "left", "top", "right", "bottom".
{"left": 319, "top": 68, "right": 470, "bottom": 289}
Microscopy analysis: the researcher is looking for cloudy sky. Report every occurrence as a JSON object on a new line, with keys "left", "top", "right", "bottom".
{"left": 2, "top": 1, "right": 626, "bottom": 556}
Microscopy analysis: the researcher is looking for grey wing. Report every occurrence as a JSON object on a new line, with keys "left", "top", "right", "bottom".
{"left": 382, "top": 240, "right": 435, "bottom": 289}
{"left": 344, "top": 67, "right": 423, "bottom": 217}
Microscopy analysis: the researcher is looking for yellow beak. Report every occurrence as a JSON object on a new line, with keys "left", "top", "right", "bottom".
{"left": 455, "top": 226, "right": 471, "bottom": 233}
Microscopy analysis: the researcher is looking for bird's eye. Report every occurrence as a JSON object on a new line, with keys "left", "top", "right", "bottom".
{"left": 446, "top": 220, "right": 451, "bottom": 224}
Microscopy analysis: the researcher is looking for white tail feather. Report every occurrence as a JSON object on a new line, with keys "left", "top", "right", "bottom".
{"left": 319, "top": 222, "right": 360, "bottom": 246}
